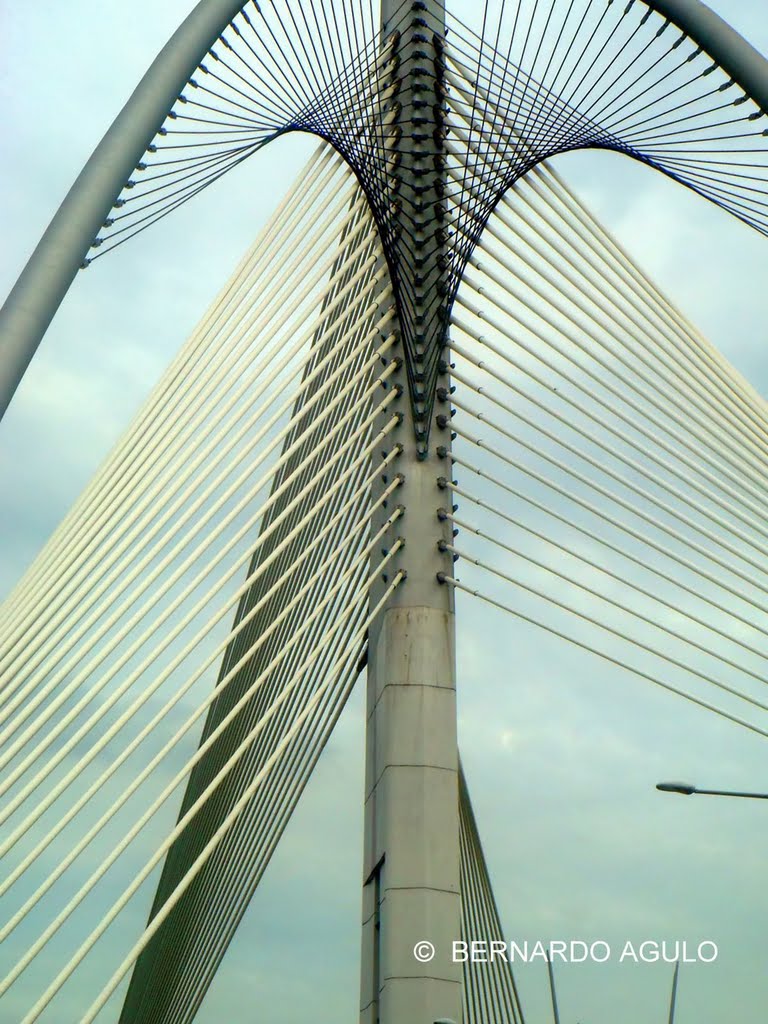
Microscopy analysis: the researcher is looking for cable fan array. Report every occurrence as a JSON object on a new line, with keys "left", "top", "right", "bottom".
{"left": 437, "top": 126, "right": 768, "bottom": 742}
{"left": 0, "top": 147, "right": 404, "bottom": 1023}
{"left": 460, "top": 766, "right": 526, "bottom": 1024}
{"left": 4, "top": 4, "right": 768, "bottom": 1020}
{"left": 80, "top": 0, "right": 768, "bottom": 429}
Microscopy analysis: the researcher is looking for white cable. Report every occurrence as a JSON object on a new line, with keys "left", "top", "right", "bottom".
{"left": 449, "top": 465, "right": 768, "bottom": 659}
{"left": 453, "top": 282, "right": 768, "bottom": 527}
{"left": 0, "top": 173, "right": 372, "bottom": 638}
{"left": 0, "top": 500, "right": 403, "bottom": 939}
{"left": 0, "top": 312, "right": 392, "bottom": 755}
{"left": 8, "top": 562, "right": 403, "bottom": 1015}
{"left": 458, "top": 245, "right": 768, "bottom": 503}
{"left": 450, "top": 421, "right": 768, "bottom": 618}
{"left": 0, "top": 258, "right": 389, "bottom": 705}
{"left": 0, "top": 144, "right": 341, "bottom": 620}
{"left": 74, "top": 573, "right": 405, "bottom": 1024}
{"left": 1, "top": 146, "right": 349, "bottom": 624}
{"left": 0, "top": 197, "right": 377, "bottom": 652}
{"left": 450, "top": 322, "right": 768, "bottom": 550}
{"left": 444, "top": 523, "right": 768, "bottom": 710}
{"left": 460, "top": 181, "right": 768, "bottom": 472}
{"left": 0, "top": 279, "right": 392, "bottom": 712}
{"left": 445, "top": 59, "right": 768, "bottom": 445}
{"left": 74, "top": 573, "right": 405, "bottom": 1019}
{"left": 532, "top": 161, "right": 768, "bottom": 433}
{"left": 460, "top": 225, "right": 768, "bottom": 493}
{"left": 0, "top": 391, "right": 400, "bottom": 805}
{"left": 0, "top": 448, "right": 403, "bottom": 864}
{"left": 489, "top": 180, "right": 768, "bottom": 456}
{"left": 445, "top": 575, "right": 768, "bottom": 740}
{"left": 0, "top": 391, "right": 399, "bottom": 819}
{"left": 445, "top": 79, "right": 768, "bottom": 457}
{"left": 450, "top": 386, "right": 768, "bottom": 588}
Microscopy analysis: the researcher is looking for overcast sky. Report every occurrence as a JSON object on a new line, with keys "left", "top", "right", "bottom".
{"left": 2, "top": 2, "right": 768, "bottom": 1023}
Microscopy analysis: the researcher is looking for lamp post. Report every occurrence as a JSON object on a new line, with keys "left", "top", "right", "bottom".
{"left": 668, "top": 960, "right": 680, "bottom": 1024}
{"left": 547, "top": 957, "right": 561, "bottom": 1024}
{"left": 656, "top": 781, "right": 768, "bottom": 800}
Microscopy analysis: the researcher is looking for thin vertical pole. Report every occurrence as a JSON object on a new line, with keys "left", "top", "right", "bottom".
{"left": 547, "top": 958, "right": 561, "bottom": 1024}
{"left": 668, "top": 961, "right": 680, "bottom": 1024}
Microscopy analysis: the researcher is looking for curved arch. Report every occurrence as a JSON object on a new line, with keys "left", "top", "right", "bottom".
{"left": 2, "top": 0, "right": 768, "bottom": 424}
{"left": 0, "top": 0, "right": 247, "bottom": 420}
{"left": 652, "top": 0, "right": 768, "bottom": 114}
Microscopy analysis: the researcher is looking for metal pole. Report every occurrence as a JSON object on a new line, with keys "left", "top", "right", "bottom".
{"left": 360, "top": 2, "right": 462, "bottom": 1022}
{"left": 657, "top": 782, "right": 768, "bottom": 799}
{"left": 692, "top": 787, "right": 768, "bottom": 799}
{"left": 0, "top": 0, "right": 246, "bottom": 424}
{"left": 547, "top": 958, "right": 561, "bottom": 1024}
{"left": 668, "top": 960, "right": 680, "bottom": 1024}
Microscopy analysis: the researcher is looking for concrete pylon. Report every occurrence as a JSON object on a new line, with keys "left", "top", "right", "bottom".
{"left": 360, "top": 2, "right": 462, "bottom": 1022}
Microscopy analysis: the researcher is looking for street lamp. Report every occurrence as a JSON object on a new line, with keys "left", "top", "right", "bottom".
{"left": 657, "top": 781, "right": 768, "bottom": 800}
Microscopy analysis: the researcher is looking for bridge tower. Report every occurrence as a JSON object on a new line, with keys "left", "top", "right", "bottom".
{"left": 361, "top": 2, "right": 462, "bottom": 1022}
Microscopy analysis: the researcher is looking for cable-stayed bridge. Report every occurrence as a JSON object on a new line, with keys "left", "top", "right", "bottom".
{"left": 1, "top": 2, "right": 768, "bottom": 1022}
